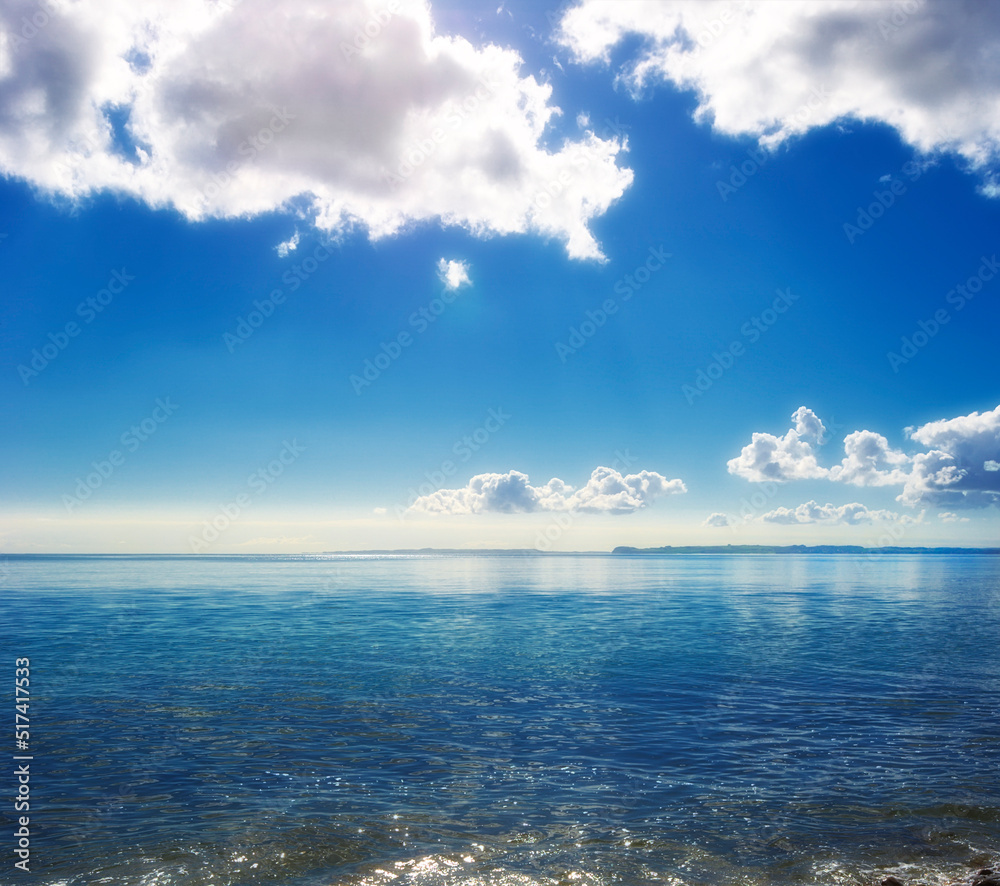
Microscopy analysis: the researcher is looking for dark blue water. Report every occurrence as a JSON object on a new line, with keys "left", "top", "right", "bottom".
{"left": 1, "top": 553, "right": 998, "bottom": 886}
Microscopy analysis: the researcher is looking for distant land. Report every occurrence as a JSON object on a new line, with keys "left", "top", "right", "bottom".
{"left": 612, "top": 545, "right": 1000, "bottom": 555}
{"left": 320, "top": 548, "right": 547, "bottom": 555}
{"left": 316, "top": 546, "right": 1000, "bottom": 556}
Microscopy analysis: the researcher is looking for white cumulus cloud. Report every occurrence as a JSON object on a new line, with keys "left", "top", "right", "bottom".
{"left": 703, "top": 512, "right": 732, "bottom": 528}
{"left": 408, "top": 466, "right": 686, "bottom": 515}
{"left": 828, "top": 430, "right": 910, "bottom": 487}
{"left": 557, "top": 0, "right": 1000, "bottom": 192}
{"left": 730, "top": 403, "right": 1000, "bottom": 511}
{"left": 0, "top": 0, "right": 633, "bottom": 259}
{"left": 437, "top": 258, "right": 472, "bottom": 290}
{"left": 899, "top": 405, "right": 1000, "bottom": 508}
{"left": 726, "top": 406, "right": 829, "bottom": 482}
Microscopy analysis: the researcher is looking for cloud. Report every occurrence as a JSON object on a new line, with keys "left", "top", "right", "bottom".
{"left": 938, "top": 511, "right": 970, "bottom": 523}
{"left": 899, "top": 405, "right": 1000, "bottom": 508}
{"left": 827, "top": 430, "right": 909, "bottom": 487}
{"left": 731, "top": 403, "right": 1000, "bottom": 510}
{"left": 703, "top": 512, "right": 732, "bottom": 528}
{"left": 437, "top": 257, "right": 471, "bottom": 290}
{"left": 408, "top": 466, "right": 686, "bottom": 515}
{"left": 276, "top": 230, "right": 300, "bottom": 257}
{"left": 557, "top": 0, "right": 1000, "bottom": 191}
{"left": 0, "top": 0, "right": 633, "bottom": 260}
{"left": 758, "top": 500, "right": 908, "bottom": 525}
{"left": 726, "top": 406, "right": 829, "bottom": 482}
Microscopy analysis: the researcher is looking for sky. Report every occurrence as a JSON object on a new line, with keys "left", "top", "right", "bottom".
{"left": 1, "top": 0, "right": 999, "bottom": 553}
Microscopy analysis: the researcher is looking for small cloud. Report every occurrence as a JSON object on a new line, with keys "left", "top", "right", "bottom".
{"left": 437, "top": 258, "right": 472, "bottom": 291}
{"left": 703, "top": 512, "right": 732, "bottom": 528}
{"left": 979, "top": 178, "right": 1000, "bottom": 199}
{"left": 985, "top": 460, "right": 1000, "bottom": 471}
{"left": 276, "top": 231, "right": 300, "bottom": 257}
{"left": 938, "top": 511, "right": 970, "bottom": 523}
{"left": 373, "top": 507, "right": 387, "bottom": 515}
{"left": 577, "top": 112, "right": 591, "bottom": 128}
{"left": 878, "top": 174, "right": 893, "bottom": 183}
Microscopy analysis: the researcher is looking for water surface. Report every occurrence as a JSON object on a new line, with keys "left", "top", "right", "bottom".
{"left": 1, "top": 553, "right": 997, "bottom": 886}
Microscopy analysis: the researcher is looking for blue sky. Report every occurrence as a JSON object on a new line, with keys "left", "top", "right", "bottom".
{"left": 1, "top": 0, "right": 999, "bottom": 552}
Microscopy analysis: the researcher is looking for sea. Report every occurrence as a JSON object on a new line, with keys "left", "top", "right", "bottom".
{"left": 1, "top": 552, "right": 998, "bottom": 886}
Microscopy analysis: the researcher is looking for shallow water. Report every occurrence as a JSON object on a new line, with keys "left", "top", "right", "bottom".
{"left": 1, "top": 553, "right": 998, "bottom": 886}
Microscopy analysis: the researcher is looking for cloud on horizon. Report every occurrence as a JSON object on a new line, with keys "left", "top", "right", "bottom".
{"left": 702, "top": 512, "right": 732, "bottom": 528}
{"left": 729, "top": 404, "right": 1000, "bottom": 510}
{"left": 758, "top": 500, "right": 915, "bottom": 526}
{"left": 0, "top": 0, "right": 632, "bottom": 259}
{"left": 408, "top": 466, "right": 686, "bottom": 515}
{"left": 558, "top": 0, "right": 1000, "bottom": 194}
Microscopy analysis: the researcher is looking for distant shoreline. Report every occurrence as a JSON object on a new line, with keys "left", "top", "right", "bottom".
{"left": 324, "top": 545, "right": 1000, "bottom": 555}
{"left": 2, "top": 546, "right": 998, "bottom": 557}
{"left": 610, "top": 544, "right": 1000, "bottom": 555}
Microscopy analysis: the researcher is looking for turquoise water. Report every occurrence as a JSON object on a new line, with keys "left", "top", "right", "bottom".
{"left": 1, "top": 553, "right": 998, "bottom": 886}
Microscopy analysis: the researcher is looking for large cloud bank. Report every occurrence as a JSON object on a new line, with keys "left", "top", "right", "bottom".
{"left": 408, "top": 466, "right": 686, "bottom": 515}
{"left": 0, "top": 0, "right": 632, "bottom": 258}
{"left": 728, "top": 404, "right": 1000, "bottom": 509}
{"left": 558, "top": 0, "right": 1000, "bottom": 192}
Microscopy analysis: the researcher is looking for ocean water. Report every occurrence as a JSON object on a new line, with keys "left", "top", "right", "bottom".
{"left": 1, "top": 553, "right": 998, "bottom": 886}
